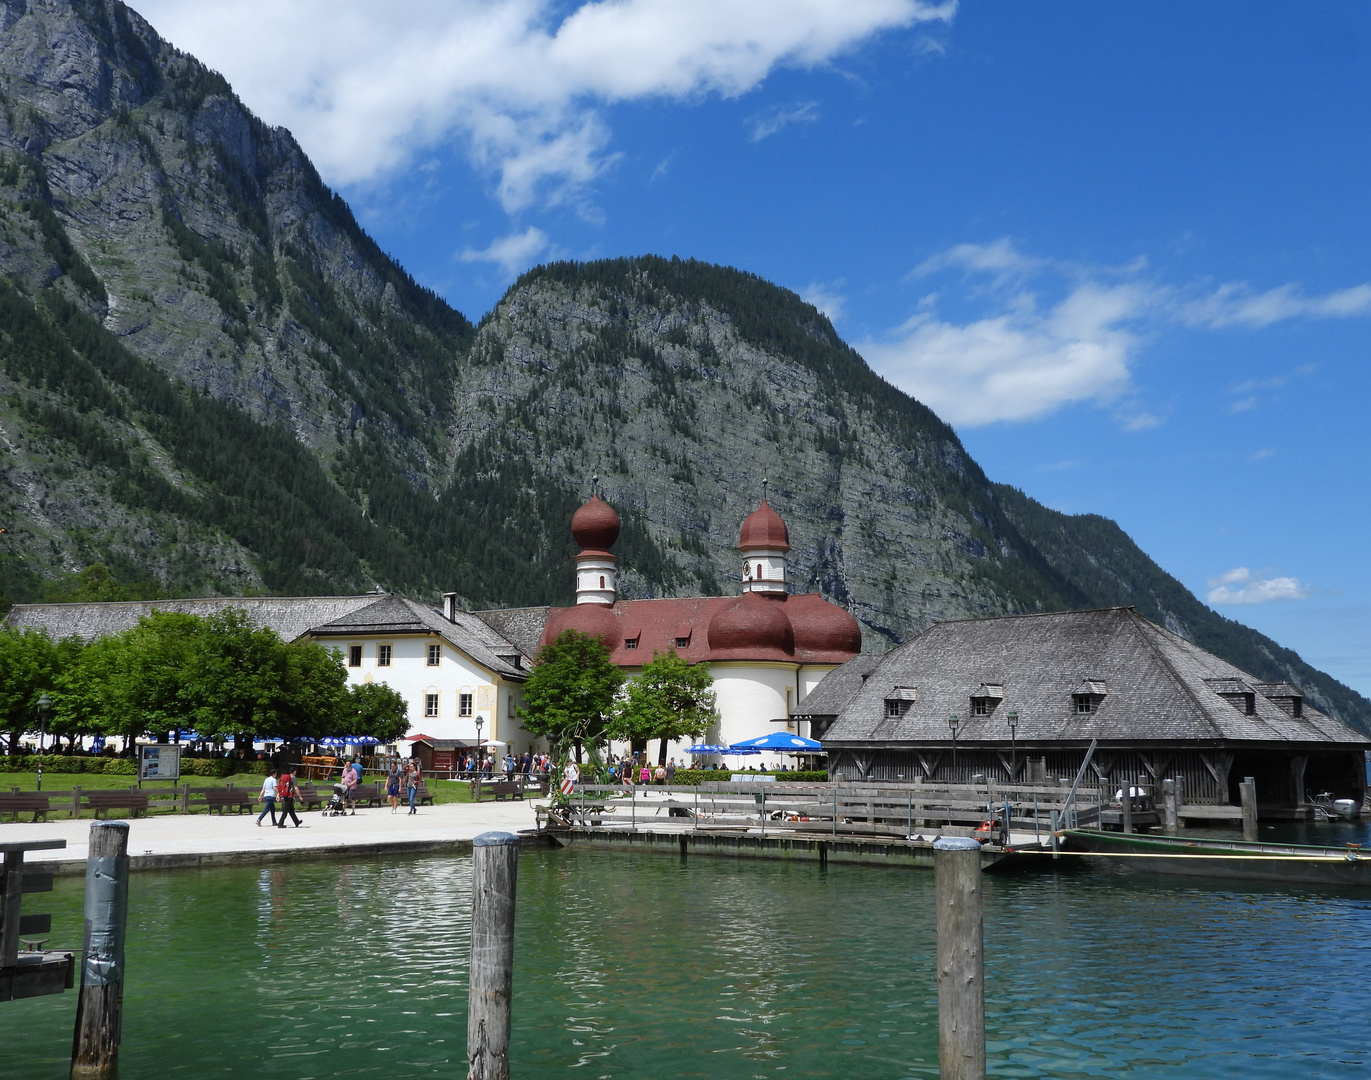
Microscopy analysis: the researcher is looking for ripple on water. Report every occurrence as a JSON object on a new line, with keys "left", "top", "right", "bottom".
{"left": 1, "top": 849, "right": 1369, "bottom": 1078}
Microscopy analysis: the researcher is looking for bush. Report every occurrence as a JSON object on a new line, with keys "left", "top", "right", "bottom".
{"left": 668, "top": 768, "right": 827, "bottom": 786}
{"left": 0, "top": 755, "right": 267, "bottom": 777}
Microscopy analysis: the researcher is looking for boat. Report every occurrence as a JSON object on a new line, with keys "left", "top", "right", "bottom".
{"left": 1308, "top": 790, "right": 1361, "bottom": 821}
{"left": 1062, "top": 829, "right": 1371, "bottom": 887}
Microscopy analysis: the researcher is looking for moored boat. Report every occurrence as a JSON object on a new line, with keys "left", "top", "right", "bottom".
{"left": 1063, "top": 829, "right": 1370, "bottom": 887}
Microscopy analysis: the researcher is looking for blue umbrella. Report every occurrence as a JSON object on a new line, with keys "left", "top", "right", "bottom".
{"left": 687, "top": 744, "right": 730, "bottom": 754}
{"left": 729, "top": 733, "right": 825, "bottom": 753}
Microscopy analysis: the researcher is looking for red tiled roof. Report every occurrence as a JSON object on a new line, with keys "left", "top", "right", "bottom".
{"left": 538, "top": 593, "right": 860, "bottom": 666}
{"left": 738, "top": 499, "right": 790, "bottom": 551}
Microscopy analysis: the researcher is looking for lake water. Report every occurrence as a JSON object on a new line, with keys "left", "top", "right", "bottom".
{"left": 3, "top": 836, "right": 1370, "bottom": 1079}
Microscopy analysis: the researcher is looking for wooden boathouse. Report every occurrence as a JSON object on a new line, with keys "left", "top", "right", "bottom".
{"left": 809, "top": 607, "right": 1369, "bottom": 817}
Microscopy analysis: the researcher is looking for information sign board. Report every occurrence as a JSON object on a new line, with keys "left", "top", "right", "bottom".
{"left": 138, "top": 744, "right": 181, "bottom": 781}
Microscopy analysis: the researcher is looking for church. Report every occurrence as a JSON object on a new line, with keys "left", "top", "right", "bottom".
{"left": 7, "top": 495, "right": 862, "bottom": 761}
{"left": 474, "top": 493, "right": 863, "bottom": 760}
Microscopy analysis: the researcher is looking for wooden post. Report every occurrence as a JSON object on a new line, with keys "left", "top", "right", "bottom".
{"left": 467, "top": 831, "right": 518, "bottom": 1080}
{"left": 1240, "top": 776, "right": 1258, "bottom": 842}
{"left": 71, "top": 821, "right": 130, "bottom": 1080}
{"left": 1121, "top": 778, "right": 1133, "bottom": 834}
{"left": 71, "top": 786, "right": 82, "bottom": 820}
{"left": 1049, "top": 810, "right": 1059, "bottom": 860}
{"left": 1163, "top": 779, "right": 1179, "bottom": 834}
{"left": 934, "top": 836, "right": 985, "bottom": 1080}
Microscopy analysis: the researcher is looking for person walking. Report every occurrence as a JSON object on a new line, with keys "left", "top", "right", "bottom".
{"left": 256, "top": 769, "right": 279, "bottom": 826}
{"left": 406, "top": 761, "right": 420, "bottom": 815}
{"left": 387, "top": 762, "right": 401, "bottom": 813}
{"left": 276, "top": 767, "right": 303, "bottom": 828}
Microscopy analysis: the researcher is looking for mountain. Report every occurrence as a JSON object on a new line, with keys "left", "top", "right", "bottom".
{"left": 1, "top": 0, "right": 1367, "bottom": 733}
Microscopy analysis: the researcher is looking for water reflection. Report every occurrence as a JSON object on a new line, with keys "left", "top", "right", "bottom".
{"left": 2, "top": 849, "right": 1369, "bottom": 1078}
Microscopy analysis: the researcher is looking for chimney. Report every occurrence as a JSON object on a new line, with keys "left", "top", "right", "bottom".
{"left": 442, "top": 592, "right": 459, "bottom": 622}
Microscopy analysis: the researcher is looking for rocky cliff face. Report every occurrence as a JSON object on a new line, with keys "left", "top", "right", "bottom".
{"left": 1, "top": 1, "right": 1366, "bottom": 731}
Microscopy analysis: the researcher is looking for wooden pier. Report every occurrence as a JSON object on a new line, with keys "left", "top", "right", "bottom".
{"left": 0, "top": 838, "right": 75, "bottom": 1002}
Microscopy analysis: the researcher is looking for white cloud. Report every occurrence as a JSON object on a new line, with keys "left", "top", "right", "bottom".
{"left": 860, "top": 279, "right": 1148, "bottom": 426}
{"left": 132, "top": 0, "right": 954, "bottom": 210}
{"left": 801, "top": 280, "right": 847, "bottom": 323}
{"left": 866, "top": 237, "right": 1371, "bottom": 428}
{"left": 459, "top": 226, "right": 550, "bottom": 275}
{"left": 1249, "top": 448, "right": 1277, "bottom": 461}
{"left": 1206, "top": 567, "right": 1311, "bottom": 606}
{"left": 1182, "top": 282, "right": 1371, "bottom": 328}
{"left": 749, "top": 101, "right": 820, "bottom": 141}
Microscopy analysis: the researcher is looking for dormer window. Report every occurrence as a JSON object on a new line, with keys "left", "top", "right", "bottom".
{"left": 1205, "top": 678, "right": 1256, "bottom": 716}
{"left": 675, "top": 637, "right": 690, "bottom": 649}
{"left": 1255, "top": 682, "right": 1303, "bottom": 718}
{"left": 885, "top": 686, "right": 917, "bottom": 719}
{"left": 970, "top": 683, "right": 1004, "bottom": 716}
{"left": 674, "top": 626, "right": 692, "bottom": 650}
{"left": 624, "top": 636, "right": 639, "bottom": 650}
{"left": 1072, "top": 679, "right": 1107, "bottom": 716}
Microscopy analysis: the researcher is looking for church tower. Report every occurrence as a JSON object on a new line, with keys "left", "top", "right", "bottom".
{"left": 570, "top": 494, "right": 620, "bottom": 605}
{"left": 738, "top": 498, "right": 790, "bottom": 595}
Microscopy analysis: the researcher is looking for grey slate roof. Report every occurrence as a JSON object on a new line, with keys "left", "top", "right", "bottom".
{"left": 471, "top": 606, "right": 551, "bottom": 661}
{"left": 7, "top": 594, "right": 531, "bottom": 680}
{"left": 823, "top": 607, "right": 1369, "bottom": 748}
{"left": 794, "top": 653, "right": 884, "bottom": 716}
{"left": 6, "top": 595, "right": 383, "bottom": 643}
{"left": 310, "top": 597, "right": 531, "bottom": 679}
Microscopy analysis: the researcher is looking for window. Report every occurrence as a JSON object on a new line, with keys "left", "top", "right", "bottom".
{"left": 599, "top": 576, "right": 606, "bottom": 588}
{"left": 425, "top": 693, "right": 439, "bottom": 718}
{"left": 971, "top": 697, "right": 996, "bottom": 716}
{"left": 1073, "top": 695, "right": 1093, "bottom": 714}
{"left": 377, "top": 644, "right": 392, "bottom": 667}
{"left": 348, "top": 645, "right": 362, "bottom": 668}
{"left": 675, "top": 637, "right": 690, "bottom": 649}
{"left": 885, "top": 700, "right": 909, "bottom": 719}
{"left": 625, "top": 637, "right": 638, "bottom": 650}
{"left": 459, "top": 693, "right": 474, "bottom": 718}
{"left": 427, "top": 643, "right": 441, "bottom": 666}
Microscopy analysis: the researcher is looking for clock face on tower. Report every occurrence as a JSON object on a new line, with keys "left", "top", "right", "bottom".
{"left": 743, "top": 561, "right": 752, "bottom": 580}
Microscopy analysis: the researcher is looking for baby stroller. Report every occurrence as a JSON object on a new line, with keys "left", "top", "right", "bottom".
{"left": 324, "top": 783, "right": 354, "bottom": 817}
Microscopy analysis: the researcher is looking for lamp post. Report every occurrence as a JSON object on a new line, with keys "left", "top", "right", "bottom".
{"left": 1006, "top": 709, "right": 1019, "bottom": 783}
{"left": 948, "top": 713, "right": 959, "bottom": 779}
{"left": 475, "top": 715, "right": 485, "bottom": 776}
{"left": 36, "top": 692, "right": 52, "bottom": 790}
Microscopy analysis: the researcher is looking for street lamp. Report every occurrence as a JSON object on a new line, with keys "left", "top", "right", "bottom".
{"left": 36, "top": 692, "right": 52, "bottom": 791}
{"left": 1006, "top": 709, "right": 1019, "bottom": 783}
{"left": 475, "top": 715, "right": 484, "bottom": 764}
{"left": 947, "top": 713, "right": 959, "bottom": 778}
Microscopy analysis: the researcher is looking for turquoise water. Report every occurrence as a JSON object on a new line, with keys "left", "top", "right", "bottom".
{"left": 2, "top": 847, "right": 1369, "bottom": 1078}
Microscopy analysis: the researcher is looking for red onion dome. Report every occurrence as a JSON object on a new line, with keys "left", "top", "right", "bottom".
{"left": 540, "top": 602, "right": 619, "bottom": 651}
{"left": 707, "top": 592, "right": 795, "bottom": 658}
{"left": 571, "top": 495, "right": 620, "bottom": 553}
{"left": 739, "top": 499, "right": 790, "bottom": 552}
{"left": 786, "top": 593, "right": 862, "bottom": 660}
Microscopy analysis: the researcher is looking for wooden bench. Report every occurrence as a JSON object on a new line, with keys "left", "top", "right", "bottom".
{"left": 84, "top": 791, "right": 149, "bottom": 819}
{"left": 295, "top": 785, "right": 324, "bottom": 811}
{"left": 202, "top": 789, "right": 256, "bottom": 815}
{"left": 0, "top": 793, "right": 49, "bottom": 823}
{"left": 351, "top": 782, "right": 382, "bottom": 808}
{"left": 414, "top": 783, "right": 434, "bottom": 806}
{"left": 471, "top": 779, "right": 523, "bottom": 802}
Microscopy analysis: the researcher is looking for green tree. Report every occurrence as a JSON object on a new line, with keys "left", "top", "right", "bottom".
{"left": 611, "top": 648, "right": 718, "bottom": 765}
{"left": 266, "top": 640, "right": 350, "bottom": 742}
{"left": 518, "top": 629, "right": 625, "bottom": 761}
{"left": 0, "top": 627, "right": 62, "bottom": 754}
{"left": 342, "top": 681, "right": 411, "bottom": 743}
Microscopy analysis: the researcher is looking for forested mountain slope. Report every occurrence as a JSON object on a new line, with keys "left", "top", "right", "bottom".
{"left": 1, "top": 0, "right": 1366, "bottom": 731}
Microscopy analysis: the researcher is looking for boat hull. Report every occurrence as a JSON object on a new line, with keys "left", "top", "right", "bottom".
{"left": 1063, "top": 830, "right": 1371, "bottom": 888}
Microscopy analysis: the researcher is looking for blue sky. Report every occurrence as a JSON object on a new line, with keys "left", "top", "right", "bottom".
{"left": 136, "top": 2, "right": 1371, "bottom": 696}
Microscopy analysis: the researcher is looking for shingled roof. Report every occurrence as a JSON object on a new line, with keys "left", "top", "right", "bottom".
{"left": 310, "top": 596, "right": 530, "bottom": 679}
{"left": 793, "top": 653, "right": 883, "bottom": 717}
{"left": 6, "top": 595, "right": 383, "bottom": 643}
{"left": 7, "top": 594, "right": 531, "bottom": 680}
{"left": 471, "top": 606, "right": 551, "bottom": 660}
{"left": 823, "top": 607, "right": 1368, "bottom": 748}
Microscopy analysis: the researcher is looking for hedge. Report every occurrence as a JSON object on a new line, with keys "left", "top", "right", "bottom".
{"left": 0, "top": 755, "right": 269, "bottom": 777}
{"left": 665, "top": 769, "right": 828, "bottom": 786}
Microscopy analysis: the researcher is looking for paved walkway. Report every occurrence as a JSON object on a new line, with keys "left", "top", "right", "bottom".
{"left": 0, "top": 800, "right": 542, "bottom": 873}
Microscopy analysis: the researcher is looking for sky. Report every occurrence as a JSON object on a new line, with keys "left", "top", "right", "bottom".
{"left": 131, "top": 1, "right": 1371, "bottom": 697}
